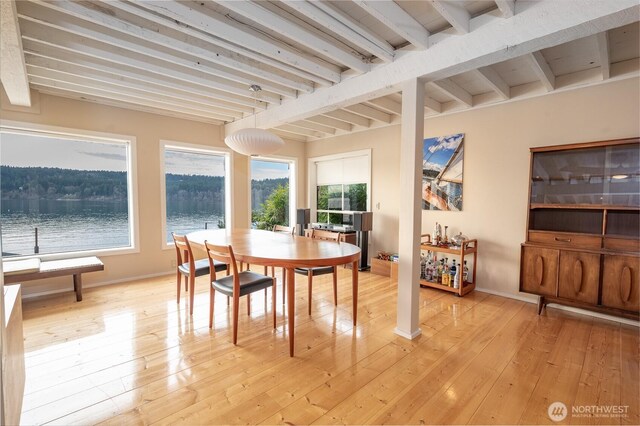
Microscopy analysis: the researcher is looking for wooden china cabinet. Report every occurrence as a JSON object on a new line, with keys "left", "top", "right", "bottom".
{"left": 520, "top": 138, "right": 639, "bottom": 319}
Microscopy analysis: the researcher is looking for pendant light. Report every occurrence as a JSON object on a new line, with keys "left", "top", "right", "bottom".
{"left": 224, "top": 85, "right": 284, "bottom": 156}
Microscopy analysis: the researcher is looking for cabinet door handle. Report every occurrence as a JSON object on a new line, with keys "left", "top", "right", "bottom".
{"left": 620, "top": 266, "right": 632, "bottom": 302}
{"left": 535, "top": 255, "right": 544, "bottom": 287}
{"left": 554, "top": 237, "right": 572, "bottom": 243}
{"left": 573, "top": 259, "right": 583, "bottom": 293}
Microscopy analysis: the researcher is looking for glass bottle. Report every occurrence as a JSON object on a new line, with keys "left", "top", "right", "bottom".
{"left": 463, "top": 260, "right": 470, "bottom": 284}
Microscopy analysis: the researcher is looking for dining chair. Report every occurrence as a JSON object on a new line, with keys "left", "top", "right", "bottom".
{"left": 204, "top": 240, "right": 277, "bottom": 344}
{"left": 172, "top": 233, "right": 227, "bottom": 315}
{"left": 294, "top": 229, "right": 340, "bottom": 315}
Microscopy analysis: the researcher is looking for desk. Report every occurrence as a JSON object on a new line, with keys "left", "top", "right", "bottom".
{"left": 187, "top": 229, "right": 361, "bottom": 356}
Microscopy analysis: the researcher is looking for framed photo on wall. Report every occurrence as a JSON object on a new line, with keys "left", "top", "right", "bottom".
{"left": 422, "top": 133, "right": 464, "bottom": 211}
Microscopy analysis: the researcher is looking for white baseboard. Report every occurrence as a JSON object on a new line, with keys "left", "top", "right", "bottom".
{"left": 475, "top": 286, "right": 639, "bottom": 327}
{"left": 393, "top": 327, "right": 422, "bottom": 340}
{"left": 20, "top": 270, "right": 173, "bottom": 300}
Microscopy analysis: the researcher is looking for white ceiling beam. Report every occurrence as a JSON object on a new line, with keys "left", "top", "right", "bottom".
{"left": 430, "top": 79, "right": 473, "bottom": 107}
{"left": 354, "top": 1, "right": 430, "bottom": 50}
{"left": 289, "top": 121, "right": 336, "bottom": 136}
{"left": 25, "top": 60, "right": 244, "bottom": 119}
{"left": 29, "top": 77, "right": 228, "bottom": 124}
{"left": 344, "top": 104, "right": 392, "bottom": 123}
{"left": 430, "top": 1, "right": 471, "bottom": 34}
{"left": 366, "top": 97, "right": 402, "bottom": 115}
{"left": 18, "top": 3, "right": 294, "bottom": 100}
{"left": 137, "top": 0, "right": 341, "bottom": 84}
{"left": 109, "top": 0, "right": 325, "bottom": 89}
{"left": 225, "top": 0, "right": 639, "bottom": 132}
{"left": 596, "top": 32, "right": 610, "bottom": 80}
{"left": 475, "top": 66, "right": 510, "bottom": 99}
{"left": 31, "top": 0, "right": 312, "bottom": 95}
{"left": 276, "top": 124, "right": 323, "bottom": 138}
{"left": 284, "top": 0, "right": 394, "bottom": 62}
{"left": 527, "top": 51, "right": 555, "bottom": 91}
{"left": 218, "top": 1, "right": 369, "bottom": 73}
{"left": 424, "top": 96, "right": 442, "bottom": 113}
{"left": 305, "top": 115, "right": 353, "bottom": 132}
{"left": 18, "top": 18, "right": 282, "bottom": 105}
{"left": 323, "top": 110, "right": 371, "bottom": 128}
{"left": 0, "top": 0, "right": 31, "bottom": 106}
{"left": 270, "top": 128, "right": 308, "bottom": 142}
{"left": 495, "top": 0, "right": 516, "bottom": 18}
{"left": 23, "top": 40, "right": 260, "bottom": 113}
{"left": 34, "top": 86, "right": 224, "bottom": 125}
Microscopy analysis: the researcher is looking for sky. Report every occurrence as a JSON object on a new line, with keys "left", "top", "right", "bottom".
{"left": 251, "top": 159, "right": 290, "bottom": 181}
{"left": 164, "top": 149, "right": 225, "bottom": 176}
{"left": 422, "top": 133, "right": 464, "bottom": 172}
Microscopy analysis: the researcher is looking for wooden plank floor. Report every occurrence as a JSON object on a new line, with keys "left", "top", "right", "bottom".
{"left": 19, "top": 268, "right": 639, "bottom": 425}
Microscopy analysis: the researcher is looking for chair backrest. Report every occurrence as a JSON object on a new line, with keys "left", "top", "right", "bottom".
{"left": 172, "top": 233, "right": 194, "bottom": 270}
{"left": 311, "top": 229, "right": 340, "bottom": 242}
{"left": 273, "top": 224, "right": 294, "bottom": 234}
{"left": 204, "top": 241, "right": 239, "bottom": 290}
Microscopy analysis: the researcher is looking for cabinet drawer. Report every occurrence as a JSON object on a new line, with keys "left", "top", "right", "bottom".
{"left": 558, "top": 251, "right": 600, "bottom": 304}
{"left": 603, "top": 237, "right": 640, "bottom": 253}
{"left": 528, "top": 231, "right": 601, "bottom": 249}
{"left": 521, "top": 246, "right": 558, "bottom": 296}
{"left": 602, "top": 255, "right": 640, "bottom": 312}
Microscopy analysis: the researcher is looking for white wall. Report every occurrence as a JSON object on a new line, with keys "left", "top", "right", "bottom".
{"left": 307, "top": 78, "right": 640, "bottom": 297}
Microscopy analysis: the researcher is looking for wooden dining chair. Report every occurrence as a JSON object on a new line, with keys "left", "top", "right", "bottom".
{"left": 204, "top": 241, "right": 277, "bottom": 345}
{"left": 172, "top": 233, "right": 227, "bottom": 315}
{"left": 294, "top": 229, "right": 340, "bottom": 315}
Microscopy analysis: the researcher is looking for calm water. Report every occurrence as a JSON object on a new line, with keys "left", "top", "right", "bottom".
{"left": 0, "top": 199, "right": 223, "bottom": 257}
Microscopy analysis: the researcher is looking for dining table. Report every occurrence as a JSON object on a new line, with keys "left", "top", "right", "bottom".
{"left": 187, "top": 228, "right": 361, "bottom": 356}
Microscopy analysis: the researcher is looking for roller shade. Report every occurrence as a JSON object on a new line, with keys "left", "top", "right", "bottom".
{"left": 316, "top": 155, "right": 369, "bottom": 185}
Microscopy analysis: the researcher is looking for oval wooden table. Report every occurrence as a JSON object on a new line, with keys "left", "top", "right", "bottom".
{"left": 187, "top": 229, "right": 361, "bottom": 356}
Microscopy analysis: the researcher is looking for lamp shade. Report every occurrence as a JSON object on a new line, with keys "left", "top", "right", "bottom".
{"left": 224, "top": 128, "right": 284, "bottom": 156}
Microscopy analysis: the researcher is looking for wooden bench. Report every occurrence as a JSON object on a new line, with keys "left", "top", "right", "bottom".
{"left": 3, "top": 256, "right": 104, "bottom": 301}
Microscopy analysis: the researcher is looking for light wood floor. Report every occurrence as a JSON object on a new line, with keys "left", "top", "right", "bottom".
{"left": 19, "top": 268, "right": 639, "bottom": 425}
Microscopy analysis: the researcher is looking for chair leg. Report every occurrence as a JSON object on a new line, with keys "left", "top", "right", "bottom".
{"left": 247, "top": 294, "right": 251, "bottom": 316}
{"left": 184, "top": 276, "right": 188, "bottom": 292}
{"left": 232, "top": 294, "right": 239, "bottom": 345}
{"left": 333, "top": 267, "right": 338, "bottom": 306}
{"left": 272, "top": 279, "right": 277, "bottom": 329}
{"left": 308, "top": 271, "right": 313, "bottom": 316}
{"left": 282, "top": 268, "right": 286, "bottom": 305}
{"left": 189, "top": 274, "right": 195, "bottom": 315}
{"left": 176, "top": 271, "right": 181, "bottom": 304}
{"left": 209, "top": 287, "right": 215, "bottom": 328}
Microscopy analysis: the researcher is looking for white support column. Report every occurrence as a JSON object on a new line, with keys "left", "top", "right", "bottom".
{"left": 395, "top": 78, "right": 424, "bottom": 340}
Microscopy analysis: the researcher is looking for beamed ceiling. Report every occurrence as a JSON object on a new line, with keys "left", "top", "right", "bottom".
{"left": 1, "top": 0, "right": 639, "bottom": 142}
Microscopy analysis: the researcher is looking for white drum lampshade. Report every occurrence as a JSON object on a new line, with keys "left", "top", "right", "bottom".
{"left": 224, "top": 128, "right": 284, "bottom": 156}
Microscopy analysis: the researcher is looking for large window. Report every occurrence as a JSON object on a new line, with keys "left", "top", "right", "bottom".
{"left": 0, "top": 128, "right": 135, "bottom": 257}
{"left": 161, "top": 143, "right": 228, "bottom": 243}
{"left": 311, "top": 151, "right": 370, "bottom": 225}
{"left": 251, "top": 158, "right": 294, "bottom": 229}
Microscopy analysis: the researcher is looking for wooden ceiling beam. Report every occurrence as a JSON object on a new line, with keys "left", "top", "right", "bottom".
{"left": 289, "top": 121, "right": 336, "bottom": 135}
{"left": 527, "top": 51, "right": 555, "bottom": 91}
{"left": 305, "top": 115, "right": 353, "bottom": 132}
{"left": 430, "top": 79, "right": 473, "bottom": 107}
{"left": 276, "top": 124, "right": 323, "bottom": 138}
{"left": 344, "top": 103, "right": 392, "bottom": 123}
{"left": 218, "top": 1, "right": 369, "bottom": 73}
{"left": 136, "top": 0, "right": 341, "bottom": 84}
{"left": 284, "top": 0, "right": 394, "bottom": 62}
{"left": 494, "top": 0, "right": 516, "bottom": 18}
{"left": 366, "top": 97, "right": 402, "bottom": 115}
{"left": 323, "top": 110, "right": 371, "bottom": 128}
{"left": 475, "top": 66, "right": 511, "bottom": 99}
{"left": 354, "top": 0, "right": 430, "bottom": 49}
{"left": 0, "top": 0, "right": 31, "bottom": 106}
{"left": 430, "top": 1, "right": 471, "bottom": 34}
{"left": 424, "top": 96, "right": 442, "bottom": 113}
{"left": 596, "top": 32, "right": 610, "bottom": 80}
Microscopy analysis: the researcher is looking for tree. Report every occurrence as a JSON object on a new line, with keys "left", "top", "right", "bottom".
{"left": 252, "top": 184, "right": 289, "bottom": 230}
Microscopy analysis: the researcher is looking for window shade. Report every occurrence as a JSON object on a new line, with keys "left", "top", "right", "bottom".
{"left": 316, "top": 155, "right": 369, "bottom": 185}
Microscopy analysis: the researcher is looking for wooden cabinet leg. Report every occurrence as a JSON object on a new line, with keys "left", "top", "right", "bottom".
{"left": 537, "top": 296, "right": 545, "bottom": 314}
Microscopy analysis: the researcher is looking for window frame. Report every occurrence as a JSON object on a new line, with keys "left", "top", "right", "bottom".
{"left": 308, "top": 149, "right": 371, "bottom": 224}
{"left": 0, "top": 120, "right": 139, "bottom": 260}
{"left": 159, "top": 140, "right": 232, "bottom": 250}
{"left": 248, "top": 154, "right": 297, "bottom": 229}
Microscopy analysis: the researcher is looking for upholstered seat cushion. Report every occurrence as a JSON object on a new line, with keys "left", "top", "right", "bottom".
{"left": 294, "top": 266, "right": 335, "bottom": 276}
{"left": 212, "top": 271, "right": 273, "bottom": 297}
{"left": 178, "top": 259, "right": 226, "bottom": 277}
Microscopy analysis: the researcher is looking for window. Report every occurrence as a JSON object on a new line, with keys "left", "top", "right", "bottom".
{"left": 251, "top": 158, "right": 295, "bottom": 229}
{"left": 161, "top": 143, "right": 229, "bottom": 244}
{"left": 0, "top": 127, "right": 136, "bottom": 257}
{"left": 310, "top": 151, "right": 370, "bottom": 225}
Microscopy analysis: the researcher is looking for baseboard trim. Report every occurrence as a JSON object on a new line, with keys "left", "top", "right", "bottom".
{"left": 475, "top": 287, "right": 639, "bottom": 327}
{"left": 393, "top": 327, "right": 422, "bottom": 340}
{"left": 20, "top": 270, "right": 173, "bottom": 300}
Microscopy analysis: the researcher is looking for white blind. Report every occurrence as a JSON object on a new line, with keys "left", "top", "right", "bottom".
{"left": 316, "top": 155, "right": 369, "bottom": 185}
